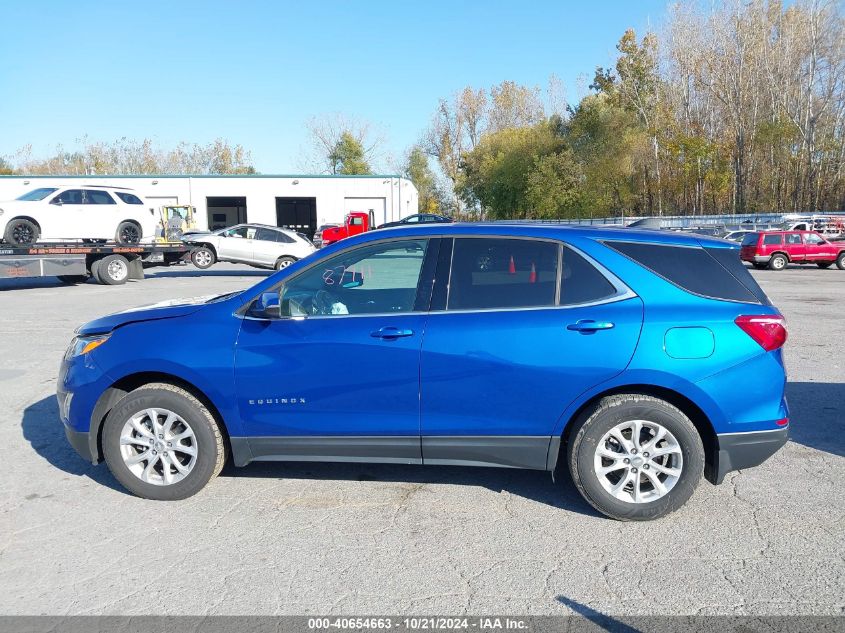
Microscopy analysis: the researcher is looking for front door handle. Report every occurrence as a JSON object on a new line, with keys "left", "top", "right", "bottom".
{"left": 370, "top": 326, "right": 414, "bottom": 339}
{"left": 567, "top": 319, "right": 615, "bottom": 334}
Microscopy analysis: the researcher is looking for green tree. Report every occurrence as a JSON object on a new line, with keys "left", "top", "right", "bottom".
{"left": 458, "top": 120, "right": 568, "bottom": 218}
{"left": 330, "top": 132, "right": 371, "bottom": 175}
{"left": 403, "top": 145, "right": 443, "bottom": 212}
{"left": 525, "top": 150, "right": 582, "bottom": 218}
{"left": 0, "top": 157, "right": 14, "bottom": 175}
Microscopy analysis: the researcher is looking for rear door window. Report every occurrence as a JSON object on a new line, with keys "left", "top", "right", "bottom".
{"left": 786, "top": 233, "right": 802, "bottom": 245}
{"left": 447, "top": 238, "right": 559, "bottom": 310}
{"left": 83, "top": 190, "right": 116, "bottom": 204}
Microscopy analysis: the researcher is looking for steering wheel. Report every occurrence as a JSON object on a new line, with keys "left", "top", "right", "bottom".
{"left": 313, "top": 289, "right": 340, "bottom": 315}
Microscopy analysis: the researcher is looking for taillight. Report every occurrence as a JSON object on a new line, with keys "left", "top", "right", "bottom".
{"left": 735, "top": 315, "right": 788, "bottom": 351}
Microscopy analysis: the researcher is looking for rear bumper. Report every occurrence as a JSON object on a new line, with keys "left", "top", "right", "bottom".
{"left": 741, "top": 254, "right": 772, "bottom": 264}
{"left": 711, "top": 426, "right": 789, "bottom": 484}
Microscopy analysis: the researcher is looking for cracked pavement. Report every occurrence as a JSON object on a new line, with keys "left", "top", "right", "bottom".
{"left": 0, "top": 263, "right": 842, "bottom": 616}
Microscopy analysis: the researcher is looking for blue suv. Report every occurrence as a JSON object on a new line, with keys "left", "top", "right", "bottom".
{"left": 58, "top": 224, "right": 789, "bottom": 520}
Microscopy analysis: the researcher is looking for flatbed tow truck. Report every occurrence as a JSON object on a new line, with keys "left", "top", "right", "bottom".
{"left": 0, "top": 241, "right": 190, "bottom": 285}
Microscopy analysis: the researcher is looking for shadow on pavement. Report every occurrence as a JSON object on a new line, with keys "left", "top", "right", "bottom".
{"left": 556, "top": 596, "right": 640, "bottom": 632}
{"left": 785, "top": 381, "right": 845, "bottom": 458}
{"left": 21, "top": 396, "right": 124, "bottom": 493}
{"left": 22, "top": 381, "right": 843, "bottom": 506}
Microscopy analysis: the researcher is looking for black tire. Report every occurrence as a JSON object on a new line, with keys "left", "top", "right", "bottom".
{"left": 57, "top": 274, "right": 89, "bottom": 284}
{"left": 3, "top": 218, "right": 40, "bottom": 245}
{"left": 566, "top": 394, "right": 704, "bottom": 521}
{"left": 102, "top": 383, "right": 226, "bottom": 500}
{"left": 768, "top": 253, "right": 788, "bottom": 271}
{"left": 93, "top": 254, "right": 130, "bottom": 285}
{"left": 191, "top": 246, "right": 216, "bottom": 269}
{"left": 836, "top": 252, "right": 845, "bottom": 270}
{"left": 275, "top": 256, "right": 296, "bottom": 271}
{"left": 817, "top": 262, "right": 833, "bottom": 269}
{"left": 115, "top": 221, "right": 142, "bottom": 245}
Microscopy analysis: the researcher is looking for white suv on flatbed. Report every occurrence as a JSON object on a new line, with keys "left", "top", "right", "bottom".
{"left": 0, "top": 186, "right": 158, "bottom": 245}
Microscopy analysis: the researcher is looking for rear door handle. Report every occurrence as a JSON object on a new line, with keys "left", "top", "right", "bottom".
{"left": 567, "top": 319, "right": 615, "bottom": 334}
{"left": 370, "top": 326, "right": 414, "bottom": 339}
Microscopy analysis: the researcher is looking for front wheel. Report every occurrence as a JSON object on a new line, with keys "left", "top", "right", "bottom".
{"left": 3, "top": 218, "right": 40, "bottom": 245}
{"left": 101, "top": 383, "right": 226, "bottom": 500}
{"left": 566, "top": 394, "right": 704, "bottom": 521}
{"left": 836, "top": 252, "right": 845, "bottom": 270}
{"left": 191, "top": 246, "right": 216, "bottom": 269}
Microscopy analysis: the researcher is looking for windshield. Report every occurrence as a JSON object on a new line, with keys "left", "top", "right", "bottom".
{"left": 16, "top": 188, "right": 58, "bottom": 201}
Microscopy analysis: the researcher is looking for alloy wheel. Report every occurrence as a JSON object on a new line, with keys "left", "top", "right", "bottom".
{"left": 593, "top": 419, "right": 683, "bottom": 504}
{"left": 119, "top": 408, "right": 198, "bottom": 485}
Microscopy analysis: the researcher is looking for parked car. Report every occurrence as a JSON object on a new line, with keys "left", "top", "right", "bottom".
{"left": 59, "top": 224, "right": 789, "bottom": 520}
{"left": 740, "top": 230, "right": 845, "bottom": 270}
{"left": 378, "top": 213, "right": 453, "bottom": 229}
{"left": 320, "top": 211, "right": 375, "bottom": 246}
{"left": 181, "top": 223, "right": 315, "bottom": 270}
{"left": 722, "top": 230, "right": 756, "bottom": 242}
{"left": 313, "top": 223, "right": 340, "bottom": 248}
{"left": 0, "top": 186, "right": 158, "bottom": 245}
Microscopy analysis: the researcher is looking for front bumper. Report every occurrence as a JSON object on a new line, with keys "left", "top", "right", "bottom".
{"left": 65, "top": 425, "right": 94, "bottom": 463}
{"left": 711, "top": 426, "right": 789, "bottom": 484}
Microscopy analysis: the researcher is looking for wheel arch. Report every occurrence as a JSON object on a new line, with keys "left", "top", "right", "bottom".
{"left": 88, "top": 371, "right": 231, "bottom": 464}
{"left": 769, "top": 250, "right": 790, "bottom": 262}
{"left": 6, "top": 215, "right": 42, "bottom": 229}
{"left": 552, "top": 384, "right": 719, "bottom": 484}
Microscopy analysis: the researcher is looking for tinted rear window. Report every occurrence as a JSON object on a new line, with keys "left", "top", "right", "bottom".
{"left": 604, "top": 241, "right": 764, "bottom": 304}
{"left": 561, "top": 246, "right": 617, "bottom": 305}
{"left": 741, "top": 233, "right": 759, "bottom": 247}
{"left": 115, "top": 192, "right": 143, "bottom": 204}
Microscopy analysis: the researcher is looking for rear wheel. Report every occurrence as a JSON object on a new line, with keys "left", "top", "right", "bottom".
{"left": 101, "top": 383, "right": 226, "bottom": 500}
{"left": 768, "top": 253, "right": 788, "bottom": 271}
{"left": 836, "top": 252, "right": 845, "bottom": 270}
{"left": 3, "top": 219, "right": 39, "bottom": 245}
{"left": 93, "top": 254, "right": 130, "bottom": 285}
{"left": 115, "top": 221, "right": 141, "bottom": 245}
{"left": 275, "top": 256, "right": 296, "bottom": 271}
{"left": 191, "top": 246, "right": 216, "bottom": 269}
{"left": 566, "top": 394, "right": 704, "bottom": 521}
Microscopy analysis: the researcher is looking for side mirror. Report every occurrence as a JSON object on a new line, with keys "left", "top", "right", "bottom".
{"left": 250, "top": 292, "right": 281, "bottom": 319}
{"left": 52, "top": 199, "right": 63, "bottom": 206}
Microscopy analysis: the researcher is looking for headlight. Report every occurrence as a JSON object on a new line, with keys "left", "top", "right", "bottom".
{"left": 65, "top": 334, "right": 110, "bottom": 359}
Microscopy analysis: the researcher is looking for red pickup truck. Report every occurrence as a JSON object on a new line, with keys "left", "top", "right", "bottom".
{"left": 740, "top": 230, "right": 845, "bottom": 270}
{"left": 320, "top": 211, "right": 375, "bottom": 247}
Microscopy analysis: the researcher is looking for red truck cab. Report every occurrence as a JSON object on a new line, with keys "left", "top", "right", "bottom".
{"left": 740, "top": 230, "right": 845, "bottom": 271}
{"left": 320, "top": 211, "right": 375, "bottom": 247}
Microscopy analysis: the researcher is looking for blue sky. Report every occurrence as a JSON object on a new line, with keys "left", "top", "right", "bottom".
{"left": 0, "top": 0, "right": 670, "bottom": 173}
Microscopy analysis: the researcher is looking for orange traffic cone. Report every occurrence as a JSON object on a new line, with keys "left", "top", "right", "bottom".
{"left": 508, "top": 255, "right": 516, "bottom": 274}
{"left": 529, "top": 262, "right": 537, "bottom": 283}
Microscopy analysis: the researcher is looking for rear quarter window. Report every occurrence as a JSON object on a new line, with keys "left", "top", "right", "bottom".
{"left": 763, "top": 234, "right": 783, "bottom": 245}
{"left": 604, "top": 240, "right": 768, "bottom": 304}
{"left": 115, "top": 192, "right": 143, "bottom": 205}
